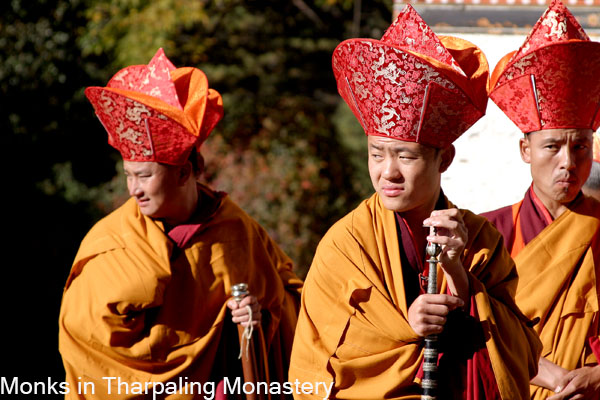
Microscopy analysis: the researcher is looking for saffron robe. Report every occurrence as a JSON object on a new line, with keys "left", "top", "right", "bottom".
{"left": 289, "top": 193, "right": 541, "bottom": 400}
{"left": 483, "top": 188, "right": 600, "bottom": 400}
{"left": 59, "top": 185, "right": 302, "bottom": 399}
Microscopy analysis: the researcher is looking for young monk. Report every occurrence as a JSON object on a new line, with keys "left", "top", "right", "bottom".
{"left": 289, "top": 6, "right": 541, "bottom": 399}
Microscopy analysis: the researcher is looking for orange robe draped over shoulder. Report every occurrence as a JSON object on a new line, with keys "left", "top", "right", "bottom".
{"left": 59, "top": 185, "right": 302, "bottom": 399}
{"left": 289, "top": 193, "right": 541, "bottom": 400}
{"left": 486, "top": 193, "right": 600, "bottom": 400}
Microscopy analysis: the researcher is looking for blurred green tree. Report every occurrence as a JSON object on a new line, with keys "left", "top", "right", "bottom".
{"left": 0, "top": 0, "right": 123, "bottom": 381}
{"left": 77, "top": 0, "right": 390, "bottom": 275}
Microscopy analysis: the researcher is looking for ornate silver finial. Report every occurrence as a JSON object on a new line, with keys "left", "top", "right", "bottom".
{"left": 231, "top": 283, "right": 249, "bottom": 302}
{"left": 425, "top": 227, "right": 442, "bottom": 258}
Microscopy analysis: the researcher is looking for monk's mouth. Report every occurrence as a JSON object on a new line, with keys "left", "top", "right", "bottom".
{"left": 555, "top": 178, "right": 576, "bottom": 184}
{"left": 381, "top": 187, "right": 404, "bottom": 196}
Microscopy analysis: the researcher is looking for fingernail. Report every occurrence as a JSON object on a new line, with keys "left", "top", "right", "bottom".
{"left": 555, "top": 386, "right": 562, "bottom": 393}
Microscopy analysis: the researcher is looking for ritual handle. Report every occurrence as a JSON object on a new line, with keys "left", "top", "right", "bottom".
{"left": 421, "top": 228, "right": 442, "bottom": 400}
{"left": 231, "top": 283, "right": 270, "bottom": 400}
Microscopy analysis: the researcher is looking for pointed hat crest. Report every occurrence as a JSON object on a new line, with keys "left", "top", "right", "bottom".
{"left": 332, "top": 5, "right": 489, "bottom": 148}
{"left": 85, "top": 48, "right": 223, "bottom": 165}
{"left": 490, "top": 0, "right": 600, "bottom": 133}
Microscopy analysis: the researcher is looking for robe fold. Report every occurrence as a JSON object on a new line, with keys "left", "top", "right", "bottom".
{"left": 482, "top": 185, "right": 552, "bottom": 257}
{"left": 484, "top": 187, "right": 600, "bottom": 400}
{"left": 59, "top": 184, "right": 302, "bottom": 399}
{"left": 289, "top": 193, "right": 541, "bottom": 400}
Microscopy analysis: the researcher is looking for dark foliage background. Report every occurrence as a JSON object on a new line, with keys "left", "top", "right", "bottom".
{"left": 1, "top": 0, "right": 390, "bottom": 387}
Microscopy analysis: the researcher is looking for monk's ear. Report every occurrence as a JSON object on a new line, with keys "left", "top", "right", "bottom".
{"left": 520, "top": 134, "right": 531, "bottom": 164}
{"left": 178, "top": 162, "right": 193, "bottom": 185}
{"left": 439, "top": 144, "right": 455, "bottom": 173}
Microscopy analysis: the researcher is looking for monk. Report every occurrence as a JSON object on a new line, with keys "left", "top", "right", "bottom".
{"left": 58, "top": 49, "right": 302, "bottom": 399}
{"left": 482, "top": 1, "right": 600, "bottom": 399}
{"left": 289, "top": 6, "right": 541, "bottom": 400}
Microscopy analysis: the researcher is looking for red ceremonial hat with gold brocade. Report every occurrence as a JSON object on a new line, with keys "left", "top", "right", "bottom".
{"left": 490, "top": 0, "right": 600, "bottom": 133}
{"left": 332, "top": 5, "right": 489, "bottom": 149}
{"left": 85, "top": 48, "right": 223, "bottom": 165}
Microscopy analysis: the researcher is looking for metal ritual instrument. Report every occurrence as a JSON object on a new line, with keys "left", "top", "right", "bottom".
{"left": 421, "top": 227, "right": 443, "bottom": 400}
{"left": 231, "top": 283, "right": 271, "bottom": 400}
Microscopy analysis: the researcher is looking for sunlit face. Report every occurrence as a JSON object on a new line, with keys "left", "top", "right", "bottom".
{"left": 521, "top": 128, "right": 593, "bottom": 207}
{"left": 123, "top": 161, "right": 181, "bottom": 220}
{"left": 368, "top": 136, "right": 449, "bottom": 214}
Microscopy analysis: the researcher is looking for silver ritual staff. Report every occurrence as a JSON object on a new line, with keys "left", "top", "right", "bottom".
{"left": 421, "top": 227, "right": 442, "bottom": 400}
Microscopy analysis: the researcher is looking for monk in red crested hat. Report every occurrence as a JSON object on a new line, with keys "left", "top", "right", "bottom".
{"left": 289, "top": 6, "right": 541, "bottom": 399}
{"left": 482, "top": 1, "right": 600, "bottom": 399}
{"left": 59, "top": 49, "right": 302, "bottom": 399}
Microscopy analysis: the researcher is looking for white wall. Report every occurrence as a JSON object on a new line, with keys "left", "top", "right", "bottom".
{"left": 439, "top": 33, "right": 588, "bottom": 213}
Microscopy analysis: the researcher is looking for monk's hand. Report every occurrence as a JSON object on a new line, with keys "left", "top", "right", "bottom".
{"left": 423, "top": 208, "right": 469, "bottom": 304}
{"left": 227, "top": 295, "right": 261, "bottom": 327}
{"left": 531, "top": 357, "right": 569, "bottom": 393}
{"left": 548, "top": 366, "right": 600, "bottom": 400}
{"left": 407, "top": 293, "right": 464, "bottom": 337}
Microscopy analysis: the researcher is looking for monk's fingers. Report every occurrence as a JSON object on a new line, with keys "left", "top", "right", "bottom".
{"left": 425, "top": 226, "right": 467, "bottom": 252}
{"left": 230, "top": 303, "right": 261, "bottom": 318}
{"left": 237, "top": 295, "right": 259, "bottom": 308}
{"left": 427, "top": 235, "right": 465, "bottom": 250}
{"left": 441, "top": 295, "right": 464, "bottom": 311}
{"left": 407, "top": 309, "right": 444, "bottom": 336}
{"left": 419, "top": 293, "right": 464, "bottom": 309}
{"left": 431, "top": 219, "right": 460, "bottom": 233}
{"left": 238, "top": 320, "right": 261, "bottom": 328}
{"left": 407, "top": 299, "right": 449, "bottom": 320}
{"left": 428, "top": 208, "right": 462, "bottom": 220}
{"left": 408, "top": 294, "right": 463, "bottom": 335}
{"left": 420, "top": 312, "right": 447, "bottom": 326}
{"left": 420, "top": 303, "right": 454, "bottom": 319}
{"left": 232, "top": 316, "right": 262, "bottom": 327}
{"left": 547, "top": 374, "right": 587, "bottom": 400}
{"left": 226, "top": 299, "right": 238, "bottom": 310}
{"left": 232, "top": 313, "right": 261, "bottom": 322}
{"left": 547, "top": 384, "right": 581, "bottom": 400}
{"left": 424, "top": 209, "right": 464, "bottom": 229}
{"left": 232, "top": 309, "right": 262, "bottom": 323}
{"left": 227, "top": 293, "right": 258, "bottom": 310}
{"left": 413, "top": 322, "right": 444, "bottom": 336}
{"left": 436, "top": 220, "right": 467, "bottom": 240}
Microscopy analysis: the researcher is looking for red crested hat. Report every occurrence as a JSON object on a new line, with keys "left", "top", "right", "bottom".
{"left": 490, "top": 0, "right": 600, "bottom": 133}
{"left": 332, "top": 5, "right": 489, "bottom": 148}
{"left": 85, "top": 48, "right": 223, "bottom": 165}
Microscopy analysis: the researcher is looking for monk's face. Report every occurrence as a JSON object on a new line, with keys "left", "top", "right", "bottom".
{"left": 124, "top": 161, "right": 182, "bottom": 220}
{"left": 368, "top": 136, "right": 451, "bottom": 213}
{"left": 520, "top": 128, "right": 593, "bottom": 207}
